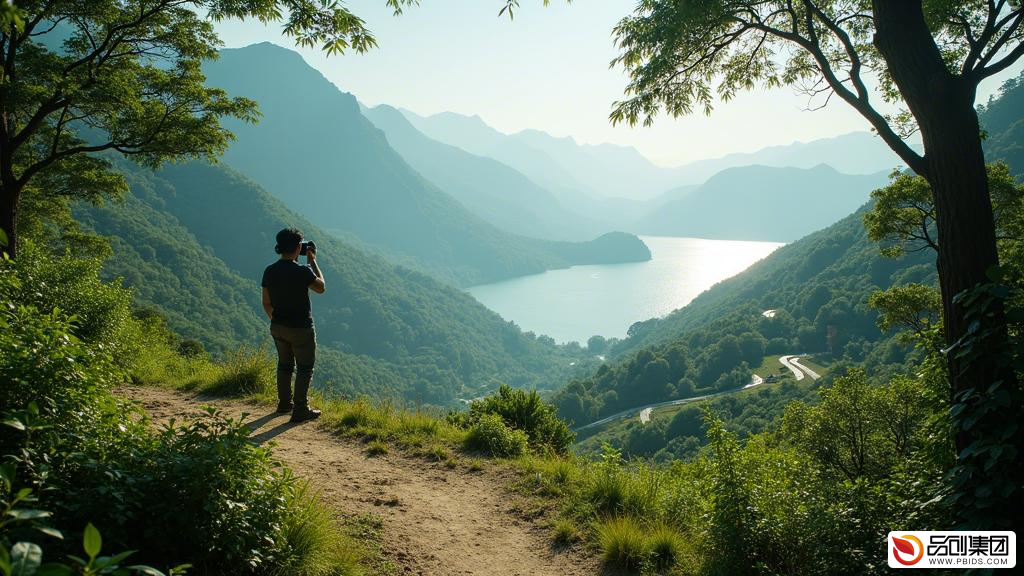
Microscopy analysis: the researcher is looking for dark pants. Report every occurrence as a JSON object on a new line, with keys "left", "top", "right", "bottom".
{"left": 270, "top": 324, "right": 316, "bottom": 409}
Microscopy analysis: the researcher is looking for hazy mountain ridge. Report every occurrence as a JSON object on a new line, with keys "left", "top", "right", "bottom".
{"left": 631, "top": 164, "right": 890, "bottom": 241}
{"left": 203, "top": 43, "right": 648, "bottom": 287}
{"left": 555, "top": 73, "right": 1024, "bottom": 435}
{"left": 396, "top": 107, "right": 906, "bottom": 238}
{"left": 361, "top": 103, "right": 603, "bottom": 241}
{"left": 401, "top": 109, "right": 903, "bottom": 193}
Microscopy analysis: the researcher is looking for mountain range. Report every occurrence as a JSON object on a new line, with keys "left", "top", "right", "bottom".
{"left": 360, "top": 104, "right": 602, "bottom": 240}
{"left": 76, "top": 42, "right": 1020, "bottom": 413}
{"left": 395, "top": 104, "right": 902, "bottom": 237}
{"left": 201, "top": 43, "right": 649, "bottom": 287}
{"left": 400, "top": 109, "right": 903, "bottom": 198}
{"left": 632, "top": 164, "right": 890, "bottom": 241}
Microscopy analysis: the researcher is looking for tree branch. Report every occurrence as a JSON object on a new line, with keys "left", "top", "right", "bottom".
{"left": 740, "top": 16, "right": 926, "bottom": 174}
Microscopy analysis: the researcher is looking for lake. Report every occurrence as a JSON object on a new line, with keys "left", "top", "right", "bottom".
{"left": 467, "top": 236, "right": 784, "bottom": 344}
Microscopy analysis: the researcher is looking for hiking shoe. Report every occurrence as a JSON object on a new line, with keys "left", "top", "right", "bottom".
{"left": 289, "top": 408, "right": 321, "bottom": 423}
{"left": 276, "top": 403, "right": 293, "bottom": 414}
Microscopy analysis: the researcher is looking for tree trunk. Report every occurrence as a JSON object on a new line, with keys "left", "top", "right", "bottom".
{"left": 874, "top": 0, "right": 1022, "bottom": 529}
{"left": 0, "top": 180, "right": 18, "bottom": 258}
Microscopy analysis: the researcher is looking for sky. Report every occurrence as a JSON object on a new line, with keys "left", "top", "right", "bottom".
{"left": 213, "top": 1, "right": 1024, "bottom": 167}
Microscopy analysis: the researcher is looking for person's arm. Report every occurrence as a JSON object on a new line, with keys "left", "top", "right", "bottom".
{"left": 261, "top": 287, "right": 273, "bottom": 319}
{"left": 308, "top": 249, "right": 326, "bottom": 294}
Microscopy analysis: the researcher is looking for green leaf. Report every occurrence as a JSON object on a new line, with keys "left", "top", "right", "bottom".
{"left": 125, "top": 566, "right": 167, "bottom": 576}
{"left": 82, "top": 523, "right": 102, "bottom": 559}
{"left": 10, "top": 542, "right": 42, "bottom": 576}
{"left": 8, "top": 510, "right": 51, "bottom": 521}
{"left": 1, "top": 545, "right": 11, "bottom": 575}
{"left": 91, "top": 550, "right": 134, "bottom": 571}
{"left": 34, "top": 528, "right": 62, "bottom": 540}
{"left": 1, "top": 419, "right": 25, "bottom": 431}
{"left": 0, "top": 462, "right": 15, "bottom": 488}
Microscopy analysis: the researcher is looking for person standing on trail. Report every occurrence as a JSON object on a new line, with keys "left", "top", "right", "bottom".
{"left": 261, "top": 228, "right": 326, "bottom": 423}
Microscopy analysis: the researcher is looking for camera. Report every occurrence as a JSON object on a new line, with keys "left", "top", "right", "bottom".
{"left": 299, "top": 240, "right": 316, "bottom": 256}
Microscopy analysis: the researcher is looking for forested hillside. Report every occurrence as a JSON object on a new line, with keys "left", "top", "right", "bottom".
{"left": 78, "top": 159, "right": 601, "bottom": 403}
{"left": 204, "top": 43, "right": 646, "bottom": 287}
{"left": 980, "top": 73, "right": 1024, "bottom": 176}
{"left": 556, "top": 71, "right": 1024, "bottom": 452}
{"left": 554, "top": 206, "right": 935, "bottom": 427}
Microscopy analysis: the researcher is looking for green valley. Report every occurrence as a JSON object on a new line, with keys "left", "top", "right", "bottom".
{"left": 3, "top": 2, "right": 1023, "bottom": 575}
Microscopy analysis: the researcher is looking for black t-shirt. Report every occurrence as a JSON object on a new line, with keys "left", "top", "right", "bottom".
{"left": 261, "top": 259, "right": 317, "bottom": 328}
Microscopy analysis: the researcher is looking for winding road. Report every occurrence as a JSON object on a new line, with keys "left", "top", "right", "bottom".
{"left": 578, "top": 355, "right": 822, "bottom": 431}
{"left": 779, "top": 355, "right": 821, "bottom": 381}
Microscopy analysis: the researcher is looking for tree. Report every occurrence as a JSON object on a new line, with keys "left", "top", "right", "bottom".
{"left": 0, "top": 0, "right": 418, "bottom": 256}
{"left": 610, "top": 0, "right": 1023, "bottom": 526}
{"left": 868, "top": 283, "right": 942, "bottom": 341}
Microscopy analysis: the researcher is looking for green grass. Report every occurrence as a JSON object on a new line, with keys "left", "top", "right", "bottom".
{"left": 137, "top": 346, "right": 702, "bottom": 573}
{"left": 551, "top": 518, "right": 582, "bottom": 545}
{"left": 365, "top": 440, "right": 389, "bottom": 457}
{"left": 274, "top": 481, "right": 367, "bottom": 576}
{"left": 646, "top": 522, "right": 689, "bottom": 571}
{"left": 340, "top": 514, "right": 397, "bottom": 576}
{"left": 597, "top": 516, "right": 650, "bottom": 570}
{"left": 144, "top": 345, "right": 467, "bottom": 459}
{"left": 796, "top": 355, "right": 830, "bottom": 377}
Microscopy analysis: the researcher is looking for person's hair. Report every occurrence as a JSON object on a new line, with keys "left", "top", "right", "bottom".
{"left": 275, "top": 228, "right": 303, "bottom": 254}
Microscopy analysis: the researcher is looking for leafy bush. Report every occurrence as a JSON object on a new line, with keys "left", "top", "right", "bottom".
{"left": 8, "top": 244, "right": 136, "bottom": 358}
{"left": 1, "top": 252, "right": 363, "bottom": 576}
{"left": 463, "top": 413, "right": 528, "bottom": 458}
{"left": 464, "top": 385, "right": 574, "bottom": 454}
{"left": 65, "top": 409, "right": 298, "bottom": 572}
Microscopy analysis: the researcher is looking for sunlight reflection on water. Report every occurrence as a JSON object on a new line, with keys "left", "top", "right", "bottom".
{"left": 467, "top": 236, "right": 783, "bottom": 344}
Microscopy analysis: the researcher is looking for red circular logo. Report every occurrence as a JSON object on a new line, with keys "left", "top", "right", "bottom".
{"left": 892, "top": 534, "right": 924, "bottom": 566}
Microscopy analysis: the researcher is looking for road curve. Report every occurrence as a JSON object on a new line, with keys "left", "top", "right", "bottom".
{"left": 575, "top": 391, "right": 729, "bottom": 431}
{"left": 790, "top": 357, "right": 821, "bottom": 380}
{"left": 779, "top": 355, "right": 804, "bottom": 380}
{"left": 744, "top": 373, "right": 764, "bottom": 389}
{"left": 577, "top": 357, "right": 824, "bottom": 433}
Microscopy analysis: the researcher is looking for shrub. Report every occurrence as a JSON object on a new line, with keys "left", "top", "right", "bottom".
{"left": 464, "top": 413, "right": 528, "bottom": 458}
{"left": 366, "top": 440, "right": 389, "bottom": 456}
{"left": 61, "top": 409, "right": 300, "bottom": 572}
{"left": 1, "top": 259, "right": 363, "bottom": 575}
{"left": 466, "top": 385, "right": 575, "bottom": 454}
{"left": 8, "top": 243, "right": 136, "bottom": 358}
{"left": 177, "top": 338, "right": 206, "bottom": 358}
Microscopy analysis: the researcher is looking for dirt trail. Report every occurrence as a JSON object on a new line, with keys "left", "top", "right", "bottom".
{"left": 121, "top": 386, "right": 600, "bottom": 576}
